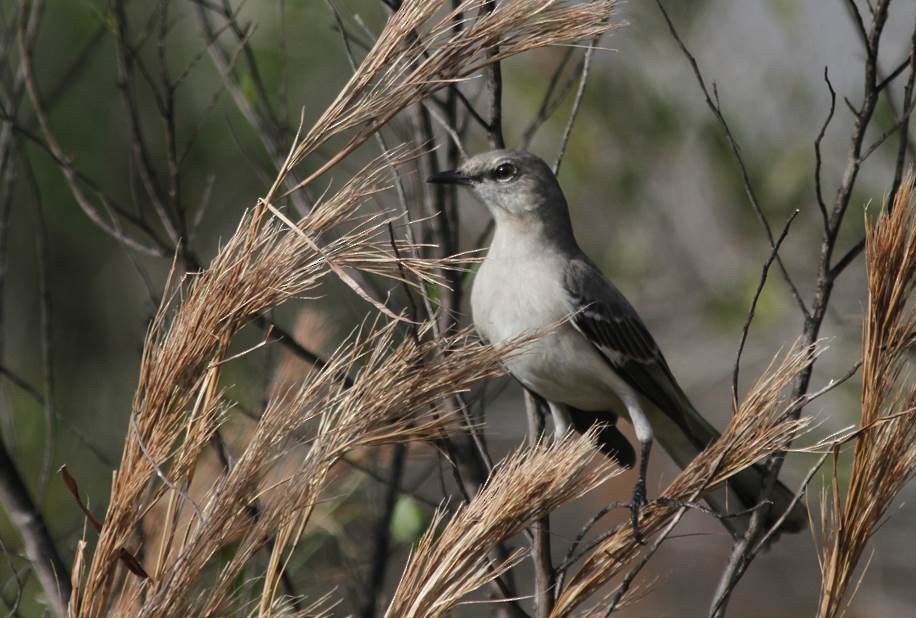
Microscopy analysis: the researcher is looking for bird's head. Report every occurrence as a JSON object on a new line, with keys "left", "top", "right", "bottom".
{"left": 427, "top": 149, "right": 566, "bottom": 220}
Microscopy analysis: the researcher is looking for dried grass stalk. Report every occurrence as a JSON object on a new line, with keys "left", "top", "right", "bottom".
{"left": 551, "top": 344, "right": 816, "bottom": 617}
{"left": 92, "top": 321, "right": 521, "bottom": 618}
{"left": 816, "top": 174, "right": 916, "bottom": 618}
{"left": 151, "top": 323, "right": 520, "bottom": 618}
{"left": 73, "top": 152, "right": 454, "bottom": 617}
{"left": 284, "top": 0, "right": 619, "bottom": 190}
{"left": 385, "top": 432, "right": 619, "bottom": 618}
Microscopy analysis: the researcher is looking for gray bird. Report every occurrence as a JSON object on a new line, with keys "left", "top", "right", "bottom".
{"left": 428, "top": 149, "right": 806, "bottom": 539}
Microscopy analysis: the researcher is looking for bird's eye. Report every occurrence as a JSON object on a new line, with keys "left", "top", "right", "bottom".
{"left": 493, "top": 162, "right": 517, "bottom": 182}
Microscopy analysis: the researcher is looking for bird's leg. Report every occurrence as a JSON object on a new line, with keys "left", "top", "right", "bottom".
{"left": 548, "top": 401, "right": 574, "bottom": 440}
{"left": 629, "top": 439, "right": 652, "bottom": 543}
{"left": 625, "top": 396, "right": 653, "bottom": 543}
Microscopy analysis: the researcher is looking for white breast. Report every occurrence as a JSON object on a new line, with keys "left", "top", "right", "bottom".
{"left": 471, "top": 245, "right": 566, "bottom": 343}
{"left": 471, "top": 231, "right": 623, "bottom": 412}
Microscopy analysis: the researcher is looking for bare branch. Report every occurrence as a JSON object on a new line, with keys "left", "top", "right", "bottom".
{"left": 553, "top": 39, "right": 596, "bottom": 175}
{"left": 483, "top": 1, "right": 505, "bottom": 149}
{"left": 359, "top": 443, "right": 409, "bottom": 618}
{"left": 17, "top": 13, "right": 166, "bottom": 256}
{"left": 522, "top": 47, "right": 576, "bottom": 148}
{"left": 731, "top": 210, "right": 800, "bottom": 407}
{"left": 801, "top": 360, "right": 863, "bottom": 406}
{"left": 888, "top": 15, "right": 916, "bottom": 209}
{"left": 814, "top": 67, "right": 837, "bottom": 230}
{"left": 0, "top": 7, "right": 69, "bottom": 613}
{"left": 0, "top": 443, "right": 70, "bottom": 618}
{"left": 859, "top": 98, "right": 916, "bottom": 164}
{"left": 655, "top": 0, "right": 809, "bottom": 319}
{"left": 0, "top": 364, "right": 43, "bottom": 405}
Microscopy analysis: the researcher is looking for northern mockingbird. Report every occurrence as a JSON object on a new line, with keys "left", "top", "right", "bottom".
{"left": 429, "top": 149, "right": 806, "bottom": 539}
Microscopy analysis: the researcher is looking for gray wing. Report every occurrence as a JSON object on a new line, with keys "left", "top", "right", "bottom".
{"left": 563, "top": 256, "right": 707, "bottom": 447}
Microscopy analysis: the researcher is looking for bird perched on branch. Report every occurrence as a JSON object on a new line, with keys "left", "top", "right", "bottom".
{"left": 428, "top": 149, "right": 807, "bottom": 540}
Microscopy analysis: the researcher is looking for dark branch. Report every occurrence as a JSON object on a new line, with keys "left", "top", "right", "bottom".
{"left": 0, "top": 442, "right": 70, "bottom": 618}
{"left": 482, "top": 0, "right": 505, "bottom": 149}
{"left": 731, "top": 210, "right": 800, "bottom": 407}
{"left": 814, "top": 67, "right": 837, "bottom": 230}
{"left": 553, "top": 39, "right": 596, "bottom": 176}
{"left": 522, "top": 47, "right": 576, "bottom": 148}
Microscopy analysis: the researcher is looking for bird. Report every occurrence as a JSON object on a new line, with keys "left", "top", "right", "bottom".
{"left": 427, "top": 149, "right": 807, "bottom": 540}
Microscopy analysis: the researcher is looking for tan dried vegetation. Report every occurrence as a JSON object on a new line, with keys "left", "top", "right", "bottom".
{"left": 552, "top": 344, "right": 817, "bottom": 617}
{"left": 386, "top": 433, "right": 618, "bottom": 618}
{"left": 816, "top": 175, "right": 916, "bottom": 618}
{"left": 65, "top": 1, "right": 916, "bottom": 616}
{"left": 69, "top": 1, "right": 620, "bottom": 617}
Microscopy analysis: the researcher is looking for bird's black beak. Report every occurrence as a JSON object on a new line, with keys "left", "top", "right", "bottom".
{"left": 426, "top": 169, "right": 472, "bottom": 185}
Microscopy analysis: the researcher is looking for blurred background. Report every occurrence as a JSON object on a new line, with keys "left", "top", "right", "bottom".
{"left": 1, "top": 0, "right": 914, "bottom": 616}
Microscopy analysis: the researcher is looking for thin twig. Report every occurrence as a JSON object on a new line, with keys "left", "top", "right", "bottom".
{"left": 0, "top": 442, "right": 70, "bottom": 618}
{"left": 18, "top": 9, "right": 166, "bottom": 256}
{"left": 0, "top": 364, "right": 43, "bottom": 407}
{"left": 731, "top": 210, "right": 799, "bottom": 407}
{"left": 801, "top": 360, "right": 863, "bottom": 406}
{"left": 889, "top": 21, "right": 916, "bottom": 208}
{"left": 553, "top": 502, "right": 621, "bottom": 591}
{"left": 603, "top": 502, "right": 691, "bottom": 616}
{"left": 359, "top": 444, "right": 409, "bottom": 618}
{"left": 553, "top": 38, "right": 596, "bottom": 175}
{"left": 343, "top": 454, "right": 440, "bottom": 508}
{"left": 859, "top": 98, "right": 916, "bottom": 163}
{"left": 814, "top": 67, "right": 837, "bottom": 231}
{"left": 751, "top": 451, "right": 829, "bottom": 553}
{"left": 833, "top": 12, "right": 916, "bottom": 273}
{"left": 655, "top": 0, "right": 809, "bottom": 319}
{"left": 522, "top": 47, "right": 576, "bottom": 148}
{"left": 112, "top": 0, "right": 179, "bottom": 245}
{"left": 129, "top": 413, "right": 204, "bottom": 523}
{"left": 0, "top": 7, "right": 70, "bottom": 615}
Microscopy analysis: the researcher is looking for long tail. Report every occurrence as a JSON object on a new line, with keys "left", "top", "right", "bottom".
{"left": 648, "top": 399, "right": 808, "bottom": 540}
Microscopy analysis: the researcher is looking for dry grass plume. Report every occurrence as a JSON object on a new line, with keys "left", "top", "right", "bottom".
{"left": 552, "top": 344, "right": 817, "bottom": 616}
{"left": 816, "top": 173, "right": 916, "bottom": 618}
{"left": 385, "top": 432, "right": 619, "bottom": 618}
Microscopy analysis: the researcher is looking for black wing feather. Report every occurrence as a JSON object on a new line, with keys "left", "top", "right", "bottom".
{"left": 564, "top": 257, "right": 707, "bottom": 449}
